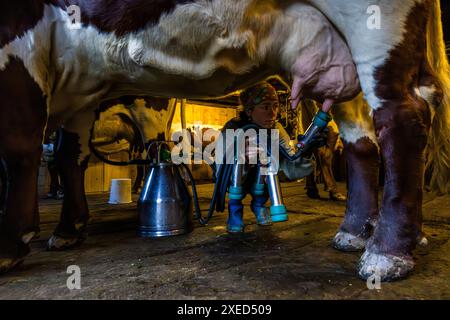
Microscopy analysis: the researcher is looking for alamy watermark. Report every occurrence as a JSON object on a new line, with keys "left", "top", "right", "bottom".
{"left": 66, "top": 5, "right": 81, "bottom": 30}
{"left": 65, "top": 4, "right": 381, "bottom": 31}
{"left": 366, "top": 271, "right": 382, "bottom": 290}
{"left": 66, "top": 265, "right": 81, "bottom": 290}
{"left": 367, "top": 5, "right": 382, "bottom": 30}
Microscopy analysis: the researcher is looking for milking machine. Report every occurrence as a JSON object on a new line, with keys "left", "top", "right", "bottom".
{"left": 296, "top": 110, "right": 332, "bottom": 156}
{"left": 89, "top": 109, "right": 332, "bottom": 237}
{"left": 225, "top": 125, "right": 288, "bottom": 223}
{"left": 204, "top": 110, "right": 332, "bottom": 226}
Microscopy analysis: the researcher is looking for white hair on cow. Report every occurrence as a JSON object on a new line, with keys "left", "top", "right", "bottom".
{"left": 332, "top": 93, "right": 378, "bottom": 148}
{"left": 0, "top": 5, "right": 57, "bottom": 96}
{"left": 276, "top": 3, "right": 333, "bottom": 69}
{"left": 128, "top": 0, "right": 260, "bottom": 77}
{"left": 297, "top": 0, "right": 417, "bottom": 111}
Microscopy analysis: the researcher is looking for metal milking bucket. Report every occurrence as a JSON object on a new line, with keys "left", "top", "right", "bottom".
{"left": 138, "top": 142, "right": 193, "bottom": 238}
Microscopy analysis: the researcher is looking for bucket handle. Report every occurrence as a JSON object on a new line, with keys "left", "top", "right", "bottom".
{"left": 179, "top": 163, "right": 209, "bottom": 225}
{"left": 145, "top": 140, "right": 177, "bottom": 164}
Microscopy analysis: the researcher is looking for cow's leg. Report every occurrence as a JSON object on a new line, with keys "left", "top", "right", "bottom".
{"left": 133, "top": 165, "right": 144, "bottom": 194}
{"left": 0, "top": 151, "right": 43, "bottom": 273}
{"left": 0, "top": 58, "right": 47, "bottom": 273}
{"left": 333, "top": 138, "right": 380, "bottom": 251}
{"left": 47, "top": 112, "right": 95, "bottom": 251}
{"left": 47, "top": 130, "right": 90, "bottom": 250}
{"left": 331, "top": 95, "right": 380, "bottom": 252}
{"left": 355, "top": 3, "right": 433, "bottom": 281}
{"left": 358, "top": 96, "right": 431, "bottom": 281}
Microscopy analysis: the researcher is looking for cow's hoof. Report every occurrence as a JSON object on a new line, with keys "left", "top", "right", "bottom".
{"left": 0, "top": 258, "right": 24, "bottom": 274}
{"left": 332, "top": 231, "right": 366, "bottom": 252}
{"left": 47, "top": 234, "right": 86, "bottom": 251}
{"left": 358, "top": 251, "right": 414, "bottom": 282}
{"left": 329, "top": 191, "right": 347, "bottom": 202}
{"left": 417, "top": 233, "right": 428, "bottom": 247}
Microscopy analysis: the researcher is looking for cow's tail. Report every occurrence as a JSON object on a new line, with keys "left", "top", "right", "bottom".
{"left": 426, "top": 0, "right": 450, "bottom": 195}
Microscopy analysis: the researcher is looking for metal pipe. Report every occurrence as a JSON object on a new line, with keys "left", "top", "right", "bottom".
{"left": 266, "top": 166, "right": 288, "bottom": 222}
{"left": 229, "top": 130, "right": 246, "bottom": 200}
{"left": 297, "top": 110, "right": 332, "bottom": 152}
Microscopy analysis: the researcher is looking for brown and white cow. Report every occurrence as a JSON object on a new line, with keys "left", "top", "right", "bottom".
{"left": 0, "top": 0, "right": 449, "bottom": 281}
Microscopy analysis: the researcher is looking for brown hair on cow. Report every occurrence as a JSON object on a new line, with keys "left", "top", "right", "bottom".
{"left": 240, "top": 0, "right": 280, "bottom": 60}
{"left": 426, "top": 0, "right": 450, "bottom": 195}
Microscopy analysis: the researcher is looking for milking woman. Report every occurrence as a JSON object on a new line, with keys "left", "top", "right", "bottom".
{"left": 213, "top": 82, "right": 327, "bottom": 233}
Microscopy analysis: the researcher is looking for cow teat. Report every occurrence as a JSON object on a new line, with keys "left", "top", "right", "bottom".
{"left": 283, "top": 4, "right": 360, "bottom": 109}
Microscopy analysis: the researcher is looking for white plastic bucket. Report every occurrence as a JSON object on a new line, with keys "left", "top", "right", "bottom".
{"left": 108, "top": 179, "right": 132, "bottom": 204}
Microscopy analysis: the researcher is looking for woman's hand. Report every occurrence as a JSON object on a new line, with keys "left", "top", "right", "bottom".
{"left": 245, "top": 144, "right": 268, "bottom": 165}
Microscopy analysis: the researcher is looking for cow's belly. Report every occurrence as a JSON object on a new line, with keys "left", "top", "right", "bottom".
{"left": 50, "top": 58, "right": 276, "bottom": 124}
{"left": 45, "top": 1, "right": 359, "bottom": 122}
{"left": 110, "top": 66, "right": 277, "bottom": 100}
{"left": 42, "top": 7, "right": 274, "bottom": 121}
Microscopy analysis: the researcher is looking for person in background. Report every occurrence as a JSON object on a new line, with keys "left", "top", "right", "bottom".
{"left": 42, "top": 131, "right": 64, "bottom": 200}
{"left": 300, "top": 99, "right": 347, "bottom": 201}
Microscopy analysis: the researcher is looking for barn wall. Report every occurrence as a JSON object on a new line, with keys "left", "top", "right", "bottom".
{"left": 171, "top": 100, "right": 237, "bottom": 133}
{"left": 170, "top": 101, "right": 237, "bottom": 181}
{"left": 38, "top": 151, "right": 137, "bottom": 196}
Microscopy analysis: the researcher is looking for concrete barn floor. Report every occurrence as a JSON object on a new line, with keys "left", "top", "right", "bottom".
{"left": 0, "top": 181, "right": 449, "bottom": 300}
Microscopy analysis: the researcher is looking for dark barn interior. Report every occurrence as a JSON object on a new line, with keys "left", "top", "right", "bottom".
{"left": 0, "top": 0, "right": 449, "bottom": 301}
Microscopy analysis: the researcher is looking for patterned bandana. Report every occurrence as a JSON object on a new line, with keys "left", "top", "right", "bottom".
{"left": 240, "top": 82, "right": 278, "bottom": 110}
